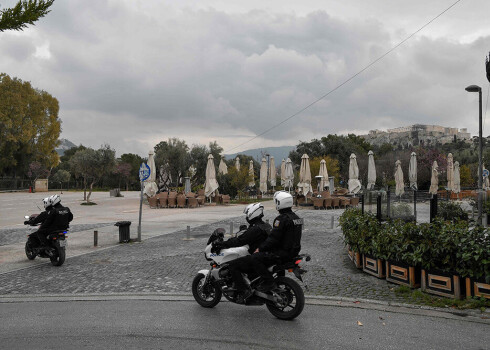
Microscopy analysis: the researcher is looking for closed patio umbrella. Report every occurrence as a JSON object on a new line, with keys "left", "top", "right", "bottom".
{"left": 144, "top": 150, "right": 158, "bottom": 197}
{"left": 484, "top": 164, "right": 490, "bottom": 190}
{"left": 218, "top": 156, "right": 228, "bottom": 175}
{"left": 447, "top": 153, "right": 454, "bottom": 191}
{"left": 367, "top": 150, "right": 376, "bottom": 190}
{"left": 269, "top": 156, "right": 276, "bottom": 188}
{"left": 453, "top": 161, "right": 461, "bottom": 194}
{"left": 204, "top": 154, "right": 219, "bottom": 197}
{"left": 348, "top": 153, "right": 361, "bottom": 194}
{"left": 259, "top": 158, "right": 267, "bottom": 194}
{"left": 409, "top": 152, "right": 417, "bottom": 190}
{"left": 284, "top": 158, "right": 294, "bottom": 191}
{"left": 248, "top": 160, "right": 255, "bottom": 187}
{"left": 280, "top": 159, "right": 286, "bottom": 187}
{"left": 235, "top": 157, "right": 240, "bottom": 171}
{"left": 429, "top": 161, "right": 439, "bottom": 195}
{"left": 318, "top": 159, "right": 328, "bottom": 191}
{"left": 394, "top": 160, "right": 404, "bottom": 197}
{"left": 297, "top": 154, "right": 312, "bottom": 195}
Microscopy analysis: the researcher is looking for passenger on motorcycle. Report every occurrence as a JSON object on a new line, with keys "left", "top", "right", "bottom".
{"left": 252, "top": 191, "right": 303, "bottom": 292}
{"left": 25, "top": 195, "right": 73, "bottom": 256}
{"left": 211, "top": 203, "right": 271, "bottom": 300}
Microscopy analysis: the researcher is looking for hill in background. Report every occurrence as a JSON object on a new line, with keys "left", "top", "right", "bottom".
{"left": 56, "top": 139, "right": 77, "bottom": 156}
{"left": 225, "top": 145, "right": 296, "bottom": 163}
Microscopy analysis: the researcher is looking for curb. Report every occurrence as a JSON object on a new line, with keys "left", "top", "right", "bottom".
{"left": 0, "top": 293, "right": 487, "bottom": 325}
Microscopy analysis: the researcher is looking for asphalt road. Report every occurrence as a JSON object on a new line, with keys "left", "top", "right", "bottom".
{"left": 0, "top": 299, "right": 488, "bottom": 350}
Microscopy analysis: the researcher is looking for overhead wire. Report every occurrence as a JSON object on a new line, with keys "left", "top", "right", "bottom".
{"left": 224, "top": 0, "right": 464, "bottom": 154}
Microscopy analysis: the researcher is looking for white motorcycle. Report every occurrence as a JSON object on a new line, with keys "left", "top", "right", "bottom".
{"left": 192, "top": 228, "right": 310, "bottom": 320}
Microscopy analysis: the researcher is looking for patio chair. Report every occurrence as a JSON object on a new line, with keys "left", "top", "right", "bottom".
{"left": 331, "top": 197, "right": 340, "bottom": 209}
{"left": 324, "top": 197, "right": 333, "bottom": 209}
{"left": 350, "top": 197, "right": 360, "bottom": 207}
{"left": 221, "top": 194, "right": 230, "bottom": 205}
{"left": 168, "top": 191, "right": 178, "bottom": 208}
{"left": 156, "top": 192, "right": 168, "bottom": 208}
{"left": 177, "top": 193, "right": 187, "bottom": 208}
{"left": 148, "top": 195, "right": 158, "bottom": 209}
{"left": 196, "top": 189, "right": 205, "bottom": 206}
{"left": 339, "top": 197, "right": 351, "bottom": 208}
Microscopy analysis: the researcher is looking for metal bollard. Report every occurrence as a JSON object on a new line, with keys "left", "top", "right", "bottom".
{"left": 183, "top": 225, "right": 194, "bottom": 241}
{"left": 331, "top": 215, "right": 334, "bottom": 229}
{"left": 94, "top": 230, "right": 98, "bottom": 247}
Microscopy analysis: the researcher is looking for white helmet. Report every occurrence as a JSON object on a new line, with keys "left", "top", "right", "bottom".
{"left": 43, "top": 194, "right": 61, "bottom": 209}
{"left": 243, "top": 202, "right": 264, "bottom": 222}
{"left": 274, "top": 191, "right": 293, "bottom": 211}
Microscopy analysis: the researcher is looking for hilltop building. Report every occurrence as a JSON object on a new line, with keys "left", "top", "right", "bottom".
{"left": 362, "top": 124, "right": 471, "bottom": 149}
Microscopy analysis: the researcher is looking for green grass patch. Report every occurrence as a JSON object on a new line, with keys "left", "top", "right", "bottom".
{"left": 80, "top": 202, "right": 97, "bottom": 206}
{"left": 394, "top": 286, "right": 489, "bottom": 310}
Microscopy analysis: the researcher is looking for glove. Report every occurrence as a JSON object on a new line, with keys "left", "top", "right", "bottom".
{"left": 24, "top": 220, "right": 29, "bottom": 225}
{"left": 211, "top": 241, "right": 224, "bottom": 254}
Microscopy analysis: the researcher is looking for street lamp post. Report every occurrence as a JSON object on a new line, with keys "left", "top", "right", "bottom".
{"left": 465, "top": 84, "right": 483, "bottom": 225}
{"left": 265, "top": 153, "right": 270, "bottom": 195}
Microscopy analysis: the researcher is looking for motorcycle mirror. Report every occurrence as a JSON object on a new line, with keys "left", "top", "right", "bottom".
{"left": 24, "top": 215, "right": 30, "bottom": 219}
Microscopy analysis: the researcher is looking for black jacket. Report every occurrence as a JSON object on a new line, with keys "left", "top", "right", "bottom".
{"left": 259, "top": 208, "right": 303, "bottom": 260}
{"left": 31, "top": 203, "right": 73, "bottom": 233}
{"left": 220, "top": 217, "right": 271, "bottom": 254}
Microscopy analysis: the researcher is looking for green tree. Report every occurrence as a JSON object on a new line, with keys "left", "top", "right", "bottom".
{"left": 460, "top": 164, "right": 473, "bottom": 187}
{"left": 154, "top": 138, "right": 190, "bottom": 187}
{"left": 0, "top": 0, "right": 54, "bottom": 32}
{"left": 120, "top": 153, "right": 144, "bottom": 190}
{"left": 0, "top": 73, "right": 61, "bottom": 176}
{"left": 69, "top": 145, "right": 116, "bottom": 202}
{"left": 51, "top": 169, "right": 70, "bottom": 191}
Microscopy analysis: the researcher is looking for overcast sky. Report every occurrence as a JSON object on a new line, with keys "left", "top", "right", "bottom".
{"left": 2, "top": 0, "right": 490, "bottom": 157}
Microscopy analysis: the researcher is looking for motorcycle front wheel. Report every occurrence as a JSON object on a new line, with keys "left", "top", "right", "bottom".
{"left": 192, "top": 273, "right": 222, "bottom": 308}
{"left": 50, "top": 246, "right": 65, "bottom": 266}
{"left": 266, "top": 276, "right": 305, "bottom": 320}
{"left": 25, "top": 241, "right": 36, "bottom": 260}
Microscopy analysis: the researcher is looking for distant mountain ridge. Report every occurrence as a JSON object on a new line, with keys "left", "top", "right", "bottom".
{"left": 225, "top": 145, "right": 296, "bottom": 163}
{"left": 56, "top": 139, "right": 77, "bottom": 156}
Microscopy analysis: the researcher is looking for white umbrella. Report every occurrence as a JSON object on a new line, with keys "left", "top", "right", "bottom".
{"left": 235, "top": 157, "right": 240, "bottom": 171}
{"left": 269, "top": 156, "right": 276, "bottom": 187}
{"left": 280, "top": 159, "right": 286, "bottom": 187}
{"left": 394, "top": 160, "right": 404, "bottom": 197}
{"left": 284, "top": 158, "right": 294, "bottom": 190}
{"left": 248, "top": 160, "right": 255, "bottom": 187}
{"left": 367, "top": 150, "right": 376, "bottom": 190}
{"left": 409, "top": 152, "right": 417, "bottom": 190}
{"left": 144, "top": 150, "right": 158, "bottom": 197}
{"left": 429, "top": 161, "right": 439, "bottom": 195}
{"left": 204, "top": 154, "right": 219, "bottom": 197}
{"left": 453, "top": 161, "right": 461, "bottom": 194}
{"left": 318, "top": 159, "right": 329, "bottom": 191}
{"left": 259, "top": 158, "right": 268, "bottom": 194}
{"left": 447, "top": 153, "right": 454, "bottom": 191}
{"left": 297, "top": 154, "right": 312, "bottom": 195}
{"left": 348, "top": 153, "right": 362, "bottom": 194}
{"left": 218, "top": 157, "right": 228, "bottom": 175}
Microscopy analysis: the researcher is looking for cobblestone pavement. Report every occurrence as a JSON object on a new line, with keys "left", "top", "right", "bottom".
{"left": 0, "top": 209, "right": 406, "bottom": 303}
{"left": 0, "top": 223, "right": 115, "bottom": 246}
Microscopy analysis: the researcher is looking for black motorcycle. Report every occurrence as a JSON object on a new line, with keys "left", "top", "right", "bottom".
{"left": 24, "top": 214, "right": 68, "bottom": 266}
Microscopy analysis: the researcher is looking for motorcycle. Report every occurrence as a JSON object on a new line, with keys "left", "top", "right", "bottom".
{"left": 192, "top": 228, "right": 310, "bottom": 320}
{"left": 24, "top": 214, "right": 68, "bottom": 266}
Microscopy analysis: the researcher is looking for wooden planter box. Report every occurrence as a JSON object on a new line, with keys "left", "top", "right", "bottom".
{"left": 385, "top": 260, "right": 420, "bottom": 288}
{"left": 421, "top": 269, "right": 465, "bottom": 299}
{"left": 465, "top": 277, "right": 490, "bottom": 300}
{"left": 362, "top": 254, "right": 386, "bottom": 278}
{"left": 347, "top": 246, "right": 362, "bottom": 269}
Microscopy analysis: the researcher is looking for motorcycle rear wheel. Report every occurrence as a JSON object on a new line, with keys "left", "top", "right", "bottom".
{"left": 266, "top": 276, "right": 305, "bottom": 320}
{"left": 25, "top": 242, "right": 36, "bottom": 260}
{"left": 192, "top": 273, "right": 222, "bottom": 308}
{"left": 50, "top": 246, "right": 65, "bottom": 266}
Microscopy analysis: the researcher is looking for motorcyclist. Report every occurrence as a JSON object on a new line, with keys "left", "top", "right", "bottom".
{"left": 211, "top": 202, "right": 271, "bottom": 301}
{"left": 251, "top": 191, "right": 303, "bottom": 292}
{"left": 25, "top": 194, "right": 73, "bottom": 256}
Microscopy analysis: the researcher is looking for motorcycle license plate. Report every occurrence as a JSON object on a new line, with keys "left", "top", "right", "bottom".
{"left": 59, "top": 240, "right": 67, "bottom": 247}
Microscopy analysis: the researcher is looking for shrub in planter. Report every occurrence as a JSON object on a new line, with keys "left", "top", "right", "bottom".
{"left": 339, "top": 208, "right": 381, "bottom": 255}
{"left": 437, "top": 201, "right": 468, "bottom": 222}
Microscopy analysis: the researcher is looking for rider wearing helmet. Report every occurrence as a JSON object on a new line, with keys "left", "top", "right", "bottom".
{"left": 25, "top": 194, "right": 73, "bottom": 255}
{"left": 211, "top": 202, "right": 271, "bottom": 302}
{"left": 251, "top": 191, "right": 303, "bottom": 291}
{"left": 211, "top": 202, "right": 271, "bottom": 255}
